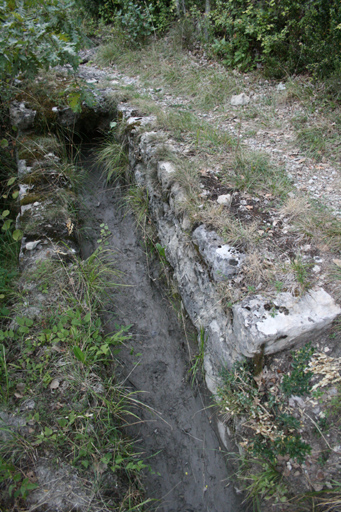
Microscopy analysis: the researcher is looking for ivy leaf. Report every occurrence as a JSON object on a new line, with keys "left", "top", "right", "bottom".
{"left": 1, "top": 219, "right": 12, "bottom": 231}
{"left": 12, "top": 229, "right": 23, "bottom": 241}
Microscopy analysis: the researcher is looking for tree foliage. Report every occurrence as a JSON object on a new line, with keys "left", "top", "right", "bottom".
{"left": 0, "top": 0, "right": 84, "bottom": 81}
{"left": 210, "top": 0, "right": 341, "bottom": 77}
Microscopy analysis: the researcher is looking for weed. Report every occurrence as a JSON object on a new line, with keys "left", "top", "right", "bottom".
{"left": 297, "top": 123, "right": 340, "bottom": 162}
{"left": 290, "top": 256, "right": 312, "bottom": 292}
{"left": 217, "top": 345, "right": 315, "bottom": 494}
{"left": 155, "top": 242, "right": 168, "bottom": 267}
{"left": 97, "top": 223, "right": 112, "bottom": 248}
{"left": 280, "top": 196, "right": 341, "bottom": 253}
{"left": 294, "top": 479, "right": 341, "bottom": 511}
{"left": 274, "top": 280, "right": 284, "bottom": 292}
{"left": 125, "top": 186, "right": 150, "bottom": 233}
{"left": 281, "top": 344, "right": 314, "bottom": 397}
{"left": 17, "top": 135, "right": 63, "bottom": 164}
{"left": 243, "top": 461, "right": 286, "bottom": 509}
{"left": 97, "top": 134, "right": 128, "bottom": 183}
{"left": 225, "top": 151, "right": 291, "bottom": 199}
{"left": 188, "top": 327, "right": 206, "bottom": 386}
{"left": 0, "top": 224, "right": 148, "bottom": 509}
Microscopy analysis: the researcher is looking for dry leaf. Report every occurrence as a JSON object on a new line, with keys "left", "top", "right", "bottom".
{"left": 66, "top": 218, "right": 74, "bottom": 235}
{"left": 14, "top": 392, "right": 23, "bottom": 399}
{"left": 332, "top": 259, "right": 341, "bottom": 268}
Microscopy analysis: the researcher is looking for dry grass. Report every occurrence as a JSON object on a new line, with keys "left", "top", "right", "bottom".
{"left": 242, "top": 252, "right": 273, "bottom": 287}
{"left": 279, "top": 195, "right": 311, "bottom": 220}
{"left": 279, "top": 194, "right": 341, "bottom": 253}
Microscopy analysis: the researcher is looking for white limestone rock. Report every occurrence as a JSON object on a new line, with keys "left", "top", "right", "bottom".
{"left": 277, "top": 82, "right": 286, "bottom": 91}
{"left": 232, "top": 288, "right": 341, "bottom": 357}
{"left": 217, "top": 194, "right": 232, "bottom": 206}
{"left": 192, "top": 225, "right": 245, "bottom": 281}
{"left": 10, "top": 101, "right": 36, "bottom": 131}
{"left": 158, "top": 161, "right": 176, "bottom": 191}
{"left": 231, "top": 93, "right": 250, "bottom": 106}
{"left": 25, "top": 240, "right": 41, "bottom": 251}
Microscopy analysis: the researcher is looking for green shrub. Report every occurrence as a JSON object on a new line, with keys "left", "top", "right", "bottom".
{"left": 98, "top": 0, "right": 174, "bottom": 42}
{"left": 218, "top": 348, "right": 314, "bottom": 467}
{"left": 210, "top": 0, "right": 341, "bottom": 77}
{"left": 281, "top": 343, "right": 314, "bottom": 396}
{"left": 0, "top": 0, "right": 84, "bottom": 81}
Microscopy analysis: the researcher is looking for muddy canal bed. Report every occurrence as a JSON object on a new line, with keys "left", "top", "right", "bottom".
{"left": 78, "top": 148, "right": 243, "bottom": 512}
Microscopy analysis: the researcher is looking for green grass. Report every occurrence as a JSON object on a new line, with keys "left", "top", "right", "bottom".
{"left": 0, "top": 245, "right": 149, "bottom": 511}
{"left": 96, "top": 131, "right": 129, "bottom": 183}
{"left": 223, "top": 151, "right": 292, "bottom": 198}
{"left": 97, "top": 32, "right": 242, "bottom": 112}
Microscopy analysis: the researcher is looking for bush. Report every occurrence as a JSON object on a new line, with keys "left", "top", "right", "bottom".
{"left": 97, "top": 0, "right": 175, "bottom": 42}
{"left": 0, "top": 0, "right": 84, "bottom": 81}
{"left": 210, "top": 0, "right": 341, "bottom": 77}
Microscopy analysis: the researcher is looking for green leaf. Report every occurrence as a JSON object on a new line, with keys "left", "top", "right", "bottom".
{"left": 12, "top": 190, "right": 19, "bottom": 199}
{"left": 1, "top": 210, "right": 10, "bottom": 218}
{"left": 44, "top": 427, "right": 53, "bottom": 437}
{"left": 73, "top": 346, "right": 86, "bottom": 363}
{"left": 1, "top": 139, "right": 9, "bottom": 148}
{"left": 68, "top": 91, "right": 82, "bottom": 113}
{"left": 12, "top": 229, "right": 23, "bottom": 241}
{"left": 7, "top": 177, "right": 16, "bottom": 186}
{"left": 83, "top": 312, "right": 91, "bottom": 323}
{"left": 1, "top": 219, "right": 12, "bottom": 231}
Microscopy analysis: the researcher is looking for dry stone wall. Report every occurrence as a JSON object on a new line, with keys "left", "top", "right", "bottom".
{"left": 117, "top": 103, "right": 341, "bottom": 394}
{"left": 11, "top": 95, "right": 341, "bottom": 396}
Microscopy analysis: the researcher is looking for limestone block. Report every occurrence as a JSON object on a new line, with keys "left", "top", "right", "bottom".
{"left": 192, "top": 225, "right": 245, "bottom": 281}
{"left": 230, "top": 93, "right": 250, "bottom": 106}
{"left": 217, "top": 194, "right": 232, "bottom": 206}
{"left": 157, "top": 161, "right": 176, "bottom": 191}
{"left": 232, "top": 288, "right": 341, "bottom": 357}
{"left": 10, "top": 101, "right": 36, "bottom": 131}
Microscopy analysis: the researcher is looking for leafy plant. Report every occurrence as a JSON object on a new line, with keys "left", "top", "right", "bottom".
{"left": 210, "top": 0, "right": 341, "bottom": 77}
{"left": 0, "top": 0, "right": 84, "bottom": 81}
{"left": 218, "top": 346, "right": 314, "bottom": 474}
{"left": 290, "top": 256, "right": 312, "bottom": 291}
{"left": 281, "top": 343, "right": 314, "bottom": 397}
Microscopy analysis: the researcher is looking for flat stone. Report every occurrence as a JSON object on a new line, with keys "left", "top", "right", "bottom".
{"left": 192, "top": 225, "right": 245, "bottom": 281}
{"left": 231, "top": 93, "right": 250, "bottom": 106}
{"left": 232, "top": 288, "right": 341, "bottom": 357}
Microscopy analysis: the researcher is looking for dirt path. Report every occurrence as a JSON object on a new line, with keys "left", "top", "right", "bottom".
{"left": 78, "top": 149, "right": 244, "bottom": 512}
